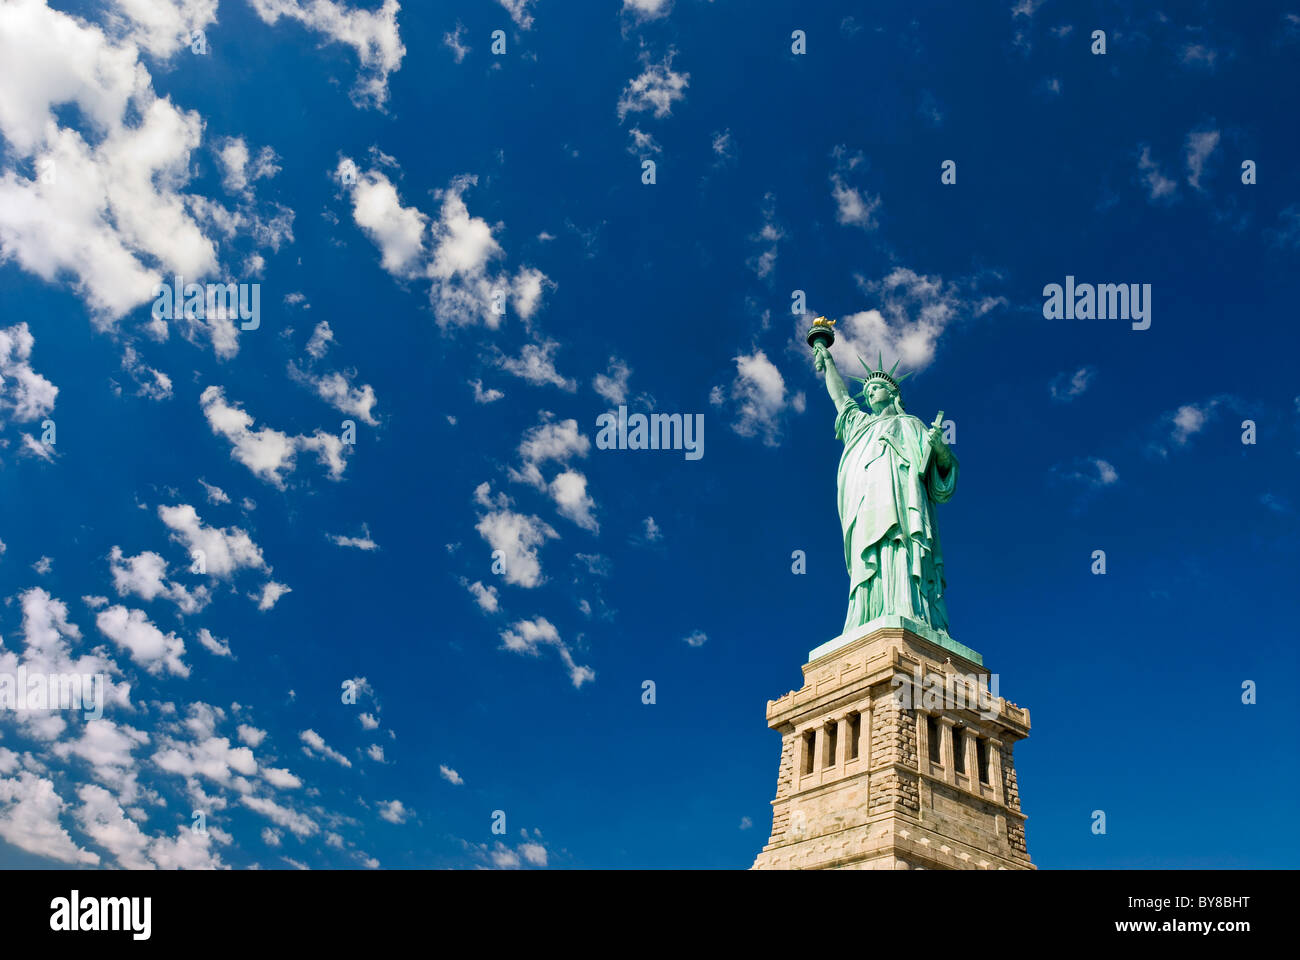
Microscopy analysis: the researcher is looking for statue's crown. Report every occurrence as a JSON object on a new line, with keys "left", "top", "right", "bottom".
{"left": 850, "top": 352, "right": 911, "bottom": 398}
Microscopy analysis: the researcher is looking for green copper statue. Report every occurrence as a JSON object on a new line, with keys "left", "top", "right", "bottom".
{"left": 807, "top": 318, "right": 958, "bottom": 637}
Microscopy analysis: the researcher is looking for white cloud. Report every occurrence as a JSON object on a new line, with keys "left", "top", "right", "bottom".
{"left": 428, "top": 183, "right": 550, "bottom": 328}
{"left": 501, "top": 413, "right": 598, "bottom": 528}
{"left": 474, "top": 493, "right": 558, "bottom": 589}
{"left": 548, "top": 470, "right": 598, "bottom": 533}
{"left": 20, "top": 433, "right": 54, "bottom": 462}
{"left": 237, "top": 725, "right": 267, "bottom": 748}
{"left": 200, "top": 385, "right": 348, "bottom": 486}
{"left": 1050, "top": 366, "right": 1094, "bottom": 402}
{"left": 146, "top": 825, "right": 226, "bottom": 869}
{"left": 289, "top": 365, "right": 379, "bottom": 426}
{"left": 470, "top": 379, "right": 504, "bottom": 403}
{"left": 592, "top": 357, "right": 631, "bottom": 405}
{"left": 494, "top": 340, "right": 576, "bottom": 390}
{"left": 443, "top": 22, "right": 469, "bottom": 62}
{"left": 642, "top": 516, "right": 662, "bottom": 542}
{"left": 0, "top": 0, "right": 219, "bottom": 325}
{"left": 1092, "top": 459, "right": 1119, "bottom": 485}
{"left": 624, "top": 0, "right": 673, "bottom": 21}
{"left": 491, "top": 844, "right": 520, "bottom": 868}
{"left": 366, "top": 744, "right": 384, "bottom": 762}
{"left": 158, "top": 503, "right": 267, "bottom": 579}
{"left": 305, "top": 321, "right": 334, "bottom": 360}
{"left": 199, "top": 479, "right": 229, "bottom": 504}
{"left": 335, "top": 160, "right": 427, "bottom": 277}
{"left": 1172, "top": 404, "right": 1208, "bottom": 444}
{"left": 1180, "top": 43, "right": 1219, "bottom": 70}
{"left": 509, "top": 416, "right": 590, "bottom": 489}
{"left": 1053, "top": 457, "right": 1120, "bottom": 489}
{"left": 377, "top": 798, "right": 408, "bottom": 823}
{"left": 154, "top": 725, "right": 257, "bottom": 788}
{"left": 518, "top": 841, "right": 547, "bottom": 866}
{"left": 337, "top": 164, "right": 551, "bottom": 330}
{"left": 1185, "top": 127, "right": 1220, "bottom": 191}
{"left": 300, "top": 729, "right": 351, "bottom": 767}
{"left": 240, "top": 793, "right": 318, "bottom": 837}
{"left": 52, "top": 719, "right": 149, "bottom": 802}
{"left": 439, "top": 764, "right": 464, "bottom": 786}
{"left": 830, "top": 174, "right": 881, "bottom": 230}
{"left": 358, "top": 713, "right": 379, "bottom": 730}
{"left": 626, "top": 127, "right": 661, "bottom": 156}
{"left": 261, "top": 767, "right": 302, "bottom": 790}
{"left": 499, "top": 617, "right": 594, "bottom": 688}
{"left": 463, "top": 579, "right": 500, "bottom": 613}
{"left": 289, "top": 322, "right": 378, "bottom": 425}
{"left": 247, "top": 0, "right": 406, "bottom": 108}
{"left": 196, "top": 626, "right": 234, "bottom": 658}
{"left": 1138, "top": 145, "right": 1177, "bottom": 202}
{"left": 747, "top": 193, "right": 783, "bottom": 278}
{"left": 683, "top": 630, "right": 707, "bottom": 647}
{"left": 73, "top": 783, "right": 152, "bottom": 869}
{"left": 497, "top": 0, "right": 536, "bottom": 30}
{"left": 822, "top": 267, "right": 1005, "bottom": 377}
{"left": 1011, "top": 0, "right": 1045, "bottom": 17}
{"left": 254, "top": 580, "right": 291, "bottom": 611}
{"left": 31, "top": 555, "right": 53, "bottom": 575}
{"left": 0, "top": 772, "right": 99, "bottom": 865}
{"left": 95, "top": 604, "right": 189, "bottom": 677}
{"left": 0, "top": 322, "right": 58, "bottom": 426}
{"left": 216, "top": 137, "right": 280, "bottom": 194}
{"left": 722, "top": 349, "right": 790, "bottom": 446}
{"left": 326, "top": 524, "right": 380, "bottom": 551}
{"left": 0, "top": 588, "right": 132, "bottom": 741}
{"left": 108, "top": 545, "right": 211, "bottom": 614}
{"left": 617, "top": 50, "right": 690, "bottom": 120}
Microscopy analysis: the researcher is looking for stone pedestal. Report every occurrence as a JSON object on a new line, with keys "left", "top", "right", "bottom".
{"left": 751, "top": 616, "right": 1033, "bottom": 870}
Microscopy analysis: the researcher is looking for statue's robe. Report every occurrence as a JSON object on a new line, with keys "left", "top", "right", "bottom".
{"left": 834, "top": 396, "right": 957, "bottom": 635}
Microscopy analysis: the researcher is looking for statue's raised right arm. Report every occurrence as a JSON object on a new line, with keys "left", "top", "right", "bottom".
{"left": 812, "top": 342, "right": 850, "bottom": 409}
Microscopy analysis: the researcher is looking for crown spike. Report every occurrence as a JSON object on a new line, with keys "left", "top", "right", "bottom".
{"left": 888, "top": 358, "right": 900, "bottom": 378}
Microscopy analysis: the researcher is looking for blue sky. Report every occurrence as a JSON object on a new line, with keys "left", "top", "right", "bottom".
{"left": 0, "top": 0, "right": 1297, "bottom": 870}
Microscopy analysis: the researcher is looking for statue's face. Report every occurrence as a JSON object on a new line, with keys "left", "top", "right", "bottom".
{"left": 865, "top": 381, "right": 893, "bottom": 412}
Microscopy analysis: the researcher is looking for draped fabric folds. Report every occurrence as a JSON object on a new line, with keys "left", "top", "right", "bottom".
{"left": 834, "top": 397, "right": 957, "bottom": 636}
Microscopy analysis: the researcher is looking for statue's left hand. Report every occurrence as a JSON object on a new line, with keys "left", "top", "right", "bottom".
{"left": 927, "top": 413, "right": 952, "bottom": 467}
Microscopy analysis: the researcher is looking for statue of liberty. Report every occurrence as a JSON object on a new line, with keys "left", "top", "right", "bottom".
{"left": 808, "top": 319, "right": 957, "bottom": 637}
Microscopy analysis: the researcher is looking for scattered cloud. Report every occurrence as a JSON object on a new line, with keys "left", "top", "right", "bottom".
{"left": 326, "top": 525, "right": 380, "bottom": 551}
{"left": 463, "top": 579, "right": 500, "bottom": 613}
{"left": 299, "top": 729, "right": 351, "bottom": 768}
{"left": 617, "top": 50, "right": 689, "bottom": 120}
{"left": 247, "top": 0, "right": 406, "bottom": 108}
{"left": 377, "top": 798, "right": 408, "bottom": 824}
{"left": 1138, "top": 145, "right": 1178, "bottom": 202}
{"left": 474, "top": 484, "right": 559, "bottom": 589}
{"left": 0, "top": 323, "right": 57, "bottom": 428}
{"left": 747, "top": 193, "right": 783, "bottom": 279}
{"left": 1185, "top": 126, "right": 1220, "bottom": 191}
{"left": 1050, "top": 366, "right": 1095, "bottom": 402}
{"left": 200, "top": 386, "right": 348, "bottom": 487}
{"left": 717, "top": 349, "right": 793, "bottom": 446}
{"left": 499, "top": 617, "right": 594, "bottom": 687}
